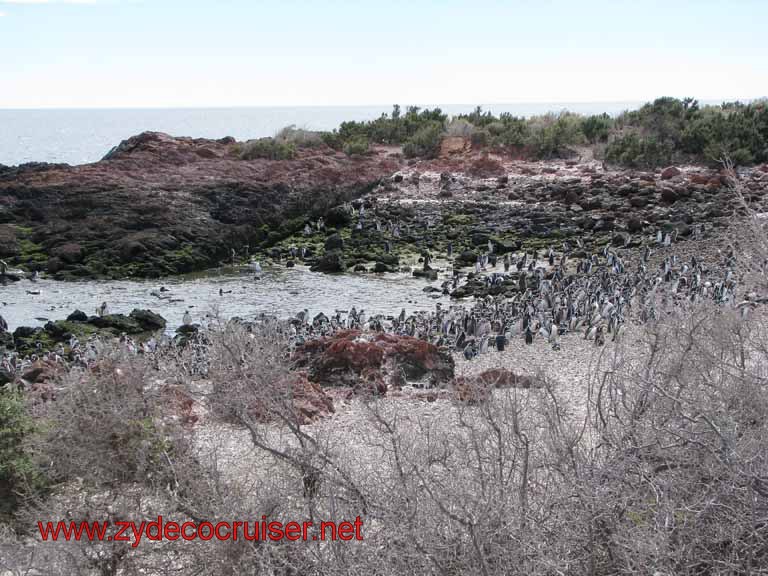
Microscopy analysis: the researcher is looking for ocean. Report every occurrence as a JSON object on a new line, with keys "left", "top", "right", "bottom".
{"left": 0, "top": 101, "right": 650, "bottom": 166}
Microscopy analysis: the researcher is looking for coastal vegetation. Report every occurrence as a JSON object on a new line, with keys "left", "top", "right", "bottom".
{"left": 321, "top": 97, "right": 768, "bottom": 167}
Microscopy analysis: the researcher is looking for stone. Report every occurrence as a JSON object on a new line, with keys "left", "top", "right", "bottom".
{"left": 627, "top": 217, "right": 644, "bottom": 232}
{"left": 660, "top": 187, "right": 678, "bottom": 203}
{"left": 661, "top": 166, "right": 682, "bottom": 180}
{"left": 294, "top": 330, "right": 454, "bottom": 391}
{"left": 310, "top": 250, "right": 346, "bottom": 273}
{"left": 52, "top": 243, "right": 84, "bottom": 264}
{"left": 129, "top": 309, "right": 167, "bottom": 331}
{"left": 66, "top": 309, "right": 88, "bottom": 322}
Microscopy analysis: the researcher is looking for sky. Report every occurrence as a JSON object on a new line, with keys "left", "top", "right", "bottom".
{"left": 0, "top": 0, "right": 765, "bottom": 109}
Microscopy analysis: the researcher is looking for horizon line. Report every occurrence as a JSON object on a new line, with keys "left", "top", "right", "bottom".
{"left": 1, "top": 96, "right": 763, "bottom": 112}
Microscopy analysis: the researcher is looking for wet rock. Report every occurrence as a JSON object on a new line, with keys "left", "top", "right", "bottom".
{"left": 413, "top": 269, "right": 438, "bottom": 280}
{"left": 88, "top": 314, "right": 143, "bottom": 334}
{"left": 129, "top": 309, "right": 166, "bottom": 331}
{"left": 456, "top": 250, "right": 478, "bottom": 266}
{"left": 310, "top": 250, "right": 346, "bottom": 273}
{"left": 66, "top": 309, "right": 88, "bottom": 322}
{"left": 12, "top": 326, "right": 36, "bottom": 340}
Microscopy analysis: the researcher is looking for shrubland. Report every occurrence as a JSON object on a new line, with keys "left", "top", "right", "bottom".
{"left": 263, "top": 98, "right": 767, "bottom": 165}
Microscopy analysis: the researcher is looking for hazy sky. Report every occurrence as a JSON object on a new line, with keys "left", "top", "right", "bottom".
{"left": 0, "top": 0, "right": 765, "bottom": 108}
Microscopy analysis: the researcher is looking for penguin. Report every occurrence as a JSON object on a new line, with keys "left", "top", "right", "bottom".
{"left": 97, "top": 301, "right": 109, "bottom": 317}
{"left": 524, "top": 325, "right": 534, "bottom": 345}
{"left": 182, "top": 310, "right": 193, "bottom": 326}
{"left": 495, "top": 333, "right": 506, "bottom": 352}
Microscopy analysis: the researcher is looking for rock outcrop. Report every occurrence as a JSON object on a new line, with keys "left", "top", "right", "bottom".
{"left": 294, "top": 330, "right": 455, "bottom": 392}
{"left": 0, "top": 132, "right": 397, "bottom": 279}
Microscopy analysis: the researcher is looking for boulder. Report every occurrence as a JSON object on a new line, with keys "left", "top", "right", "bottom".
{"left": 66, "top": 309, "right": 89, "bottom": 322}
{"left": 456, "top": 250, "right": 478, "bottom": 266}
{"left": 129, "top": 309, "right": 167, "bottom": 331}
{"left": 12, "top": 326, "right": 36, "bottom": 340}
{"left": 21, "top": 360, "right": 60, "bottom": 385}
{"left": 52, "top": 243, "right": 84, "bottom": 264}
{"left": 627, "top": 217, "right": 644, "bottom": 232}
{"left": 660, "top": 187, "right": 678, "bottom": 203}
{"left": 661, "top": 166, "right": 682, "bottom": 180}
{"left": 294, "top": 330, "right": 455, "bottom": 391}
{"left": 88, "top": 314, "right": 143, "bottom": 334}
{"left": 310, "top": 250, "right": 346, "bottom": 273}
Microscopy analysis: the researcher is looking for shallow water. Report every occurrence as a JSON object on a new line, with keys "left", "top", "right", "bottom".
{"left": 0, "top": 265, "right": 450, "bottom": 334}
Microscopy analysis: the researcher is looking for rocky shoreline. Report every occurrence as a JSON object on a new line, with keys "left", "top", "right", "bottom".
{"left": 3, "top": 131, "right": 766, "bottom": 282}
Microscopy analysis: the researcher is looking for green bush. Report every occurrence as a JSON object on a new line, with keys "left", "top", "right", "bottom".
{"left": 525, "top": 112, "right": 584, "bottom": 158}
{"left": 581, "top": 113, "right": 613, "bottom": 143}
{"left": 604, "top": 133, "right": 674, "bottom": 168}
{"left": 239, "top": 137, "right": 297, "bottom": 160}
{"left": 337, "top": 105, "right": 447, "bottom": 146}
{"left": 343, "top": 136, "right": 370, "bottom": 156}
{"left": 403, "top": 121, "right": 444, "bottom": 158}
{"left": 321, "top": 131, "right": 344, "bottom": 150}
{"left": 1, "top": 389, "right": 47, "bottom": 520}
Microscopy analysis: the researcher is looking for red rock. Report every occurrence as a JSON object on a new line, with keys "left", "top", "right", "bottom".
{"left": 440, "top": 136, "right": 468, "bottom": 156}
{"left": 21, "top": 360, "right": 59, "bottom": 384}
{"left": 661, "top": 166, "right": 682, "bottom": 180}
{"left": 294, "top": 330, "right": 455, "bottom": 392}
{"left": 466, "top": 155, "right": 505, "bottom": 178}
{"left": 708, "top": 176, "right": 724, "bottom": 188}
{"left": 689, "top": 173, "right": 711, "bottom": 185}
